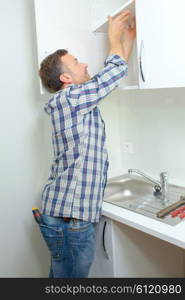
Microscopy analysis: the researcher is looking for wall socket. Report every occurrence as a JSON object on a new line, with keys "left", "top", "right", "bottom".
{"left": 123, "top": 142, "right": 133, "bottom": 154}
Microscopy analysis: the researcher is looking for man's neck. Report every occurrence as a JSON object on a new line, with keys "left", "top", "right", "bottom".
{"left": 62, "top": 83, "right": 72, "bottom": 89}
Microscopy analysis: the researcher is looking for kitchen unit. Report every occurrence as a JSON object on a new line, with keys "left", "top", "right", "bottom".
{"left": 34, "top": 0, "right": 185, "bottom": 93}
{"left": 89, "top": 203, "right": 185, "bottom": 277}
{"left": 89, "top": 172, "right": 185, "bottom": 277}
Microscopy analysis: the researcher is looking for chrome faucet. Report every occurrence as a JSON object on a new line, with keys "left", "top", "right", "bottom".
{"left": 128, "top": 169, "right": 168, "bottom": 203}
{"left": 160, "top": 171, "right": 168, "bottom": 201}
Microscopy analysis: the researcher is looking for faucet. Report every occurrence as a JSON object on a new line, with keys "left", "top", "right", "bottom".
{"left": 128, "top": 169, "right": 168, "bottom": 203}
{"left": 160, "top": 171, "right": 168, "bottom": 202}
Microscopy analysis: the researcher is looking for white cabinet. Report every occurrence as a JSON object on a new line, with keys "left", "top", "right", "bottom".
{"left": 93, "top": 0, "right": 185, "bottom": 90}
{"left": 90, "top": 216, "right": 185, "bottom": 277}
{"left": 34, "top": 0, "right": 185, "bottom": 93}
{"left": 89, "top": 216, "right": 115, "bottom": 277}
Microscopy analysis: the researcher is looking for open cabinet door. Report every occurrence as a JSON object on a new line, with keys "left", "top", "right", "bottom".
{"left": 136, "top": 0, "right": 185, "bottom": 89}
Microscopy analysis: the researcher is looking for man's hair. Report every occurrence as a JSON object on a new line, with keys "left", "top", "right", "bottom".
{"left": 39, "top": 49, "right": 68, "bottom": 93}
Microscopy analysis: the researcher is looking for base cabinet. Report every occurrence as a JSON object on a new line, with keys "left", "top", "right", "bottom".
{"left": 89, "top": 216, "right": 185, "bottom": 278}
{"left": 89, "top": 216, "right": 114, "bottom": 277}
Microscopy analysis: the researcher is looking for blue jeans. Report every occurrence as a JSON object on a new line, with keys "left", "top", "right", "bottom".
{"left": 39, "top": 214, "right": 97, "bottom": 278}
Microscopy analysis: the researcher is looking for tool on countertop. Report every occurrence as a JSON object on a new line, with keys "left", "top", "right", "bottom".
{"left": 179, "top": 211, "right": 185, "bottom": 219}
{"left": 170, "top": 205, "right": 185, "bottom": 217}
{"left": 156, "top": 196, "right": 185, "bottom": 218}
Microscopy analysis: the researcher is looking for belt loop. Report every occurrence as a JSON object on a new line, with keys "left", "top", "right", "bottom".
{"left": 63, "top": 217, "right": 71, "bottom": 222}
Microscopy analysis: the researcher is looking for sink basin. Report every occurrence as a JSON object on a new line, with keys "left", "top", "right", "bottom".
{"left": 103, "top": 174, "right": 185, "bottom": 226}
{"left": 104, "top": 177, "right": 153, "bottom": 203}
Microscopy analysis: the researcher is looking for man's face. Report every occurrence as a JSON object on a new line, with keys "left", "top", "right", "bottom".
{"left": 60, "top": 53, "right": 91, "bottom": 85}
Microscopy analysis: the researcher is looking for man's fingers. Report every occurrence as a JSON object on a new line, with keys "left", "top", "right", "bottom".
{"left": 120, "top": 14, "right": 130, "bottom": 23}
{"left": 130, "top": 16, "right": 136, "bottom": 27}
{"left": 108, "top": 10, "right": 132, "bottom": 24}
{"left": 115, "top": 10, "right": 131, "bottom": 21}
{"left": 108, "top": 15, "right": 113, "bottom": 22}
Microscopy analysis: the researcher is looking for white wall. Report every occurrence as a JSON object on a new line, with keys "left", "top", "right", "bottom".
{"left": 0, "top": 0, "right": 51, "bottom": 277}
{"left": 118, "top": 87, "right": 185, "bottom": 186}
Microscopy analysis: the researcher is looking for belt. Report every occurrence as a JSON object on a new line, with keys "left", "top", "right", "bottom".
{"left": 57, "top": 216, "right": 78, "bottom": 223}
{"left": 62, "top": 217, "right": 71, "bottom": 222}
{"left": 62, "top": 217, "right": 78, "bottom": 224}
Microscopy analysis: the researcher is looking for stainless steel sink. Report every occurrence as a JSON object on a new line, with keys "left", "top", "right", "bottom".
{"left": 103, "top": 174, "right": 185, "bottom": 226}
{"left": 104, "top": 177, "right": 153, "bottom": 202}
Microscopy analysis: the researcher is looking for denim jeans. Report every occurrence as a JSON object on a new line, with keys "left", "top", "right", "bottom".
{"left": 38, "top": 214, "right": 97, "bottom": 278}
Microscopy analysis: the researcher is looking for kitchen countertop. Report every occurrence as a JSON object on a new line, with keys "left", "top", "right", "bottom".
{"left": 102, "top": 201, "right": 185, "bottom": 249}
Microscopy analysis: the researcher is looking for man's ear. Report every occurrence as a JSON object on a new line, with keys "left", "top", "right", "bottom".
{"left": 59, "top": 73, "right": 73, "bottom": 84}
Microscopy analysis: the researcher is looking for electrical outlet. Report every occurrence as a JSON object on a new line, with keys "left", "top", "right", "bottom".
{"left": 123, "top": 142, "right": 133, "bottom": 154}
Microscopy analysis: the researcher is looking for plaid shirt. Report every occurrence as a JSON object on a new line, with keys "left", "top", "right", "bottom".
{"left": 41, "top": 54, "right": 128, "bottom": 222}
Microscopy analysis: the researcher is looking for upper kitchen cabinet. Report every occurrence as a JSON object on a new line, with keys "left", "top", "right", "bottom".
{"left": 93, "top": 0, "right": 185, "bottom": 90}
{"left": 34, "top": 0, "right": 108, "bottom": 94}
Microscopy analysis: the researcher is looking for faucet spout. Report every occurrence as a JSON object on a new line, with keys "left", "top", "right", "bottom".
{"left": 128, "top": 169, "right": 168, "bottom": 203}
{"left": 128, "top": 169, "right": 160, "bottom": 186}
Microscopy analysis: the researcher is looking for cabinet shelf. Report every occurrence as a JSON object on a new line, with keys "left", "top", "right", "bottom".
{"left": 92, "top": 0, "right": 135, "bottom": 33}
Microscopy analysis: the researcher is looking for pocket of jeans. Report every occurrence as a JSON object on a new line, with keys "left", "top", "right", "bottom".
{"left": 69, "top": 219, "right": 92, "bottom": 232}
{"left": 39, "top": 223, "right": 63, "bottom": 260}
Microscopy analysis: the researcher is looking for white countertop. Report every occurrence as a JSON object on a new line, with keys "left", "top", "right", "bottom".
{"left": 102, "top": 201, "right": 185, "bottom": 249}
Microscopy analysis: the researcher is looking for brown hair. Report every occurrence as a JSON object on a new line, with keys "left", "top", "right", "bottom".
{"left": 39, "top": 49, "right": 68, "bottom": 93}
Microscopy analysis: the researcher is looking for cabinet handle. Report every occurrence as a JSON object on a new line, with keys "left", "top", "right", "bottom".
{"left": 139, "top": 40, "right": 145, "bottom": 82}
{"left": 102, "top": 221, "right": 109, "bottom": 259}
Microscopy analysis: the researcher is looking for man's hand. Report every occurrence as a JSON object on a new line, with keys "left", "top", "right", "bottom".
{"left": 108, "top": 10, "right": 136, "bottom": 62}
{"left": 108, "top": 10, "right": 131, "bottom": 44}
{"left": 122, "top": 15, "right": 136, "bottom": 60}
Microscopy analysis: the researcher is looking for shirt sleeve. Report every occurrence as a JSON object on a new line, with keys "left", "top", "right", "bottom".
{"left": 65, "top": 54, "right": 128, "bottom": 114}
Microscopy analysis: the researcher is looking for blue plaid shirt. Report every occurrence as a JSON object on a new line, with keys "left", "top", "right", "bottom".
{"left": 41, "top": 54, "right": 128, "bottom": 222}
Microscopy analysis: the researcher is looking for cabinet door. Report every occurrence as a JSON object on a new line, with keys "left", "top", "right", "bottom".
{"left": 136, "top": 0, "right": 185, "bottom": 89}
{"left": 89, "top": 216, "right": 114, "bottom": 277}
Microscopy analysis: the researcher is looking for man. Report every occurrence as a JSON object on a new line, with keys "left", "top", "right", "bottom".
{"left": 38, "top": 10, "right": 136, "bottom": 278}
